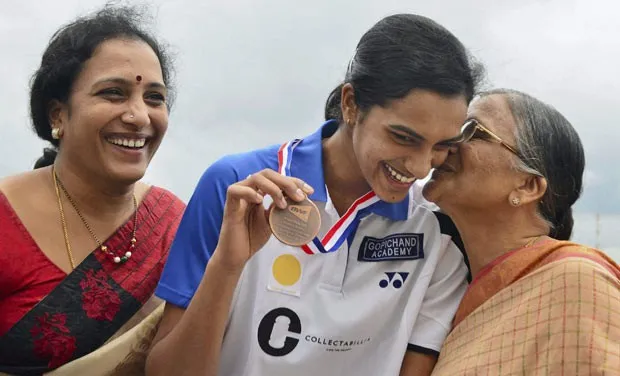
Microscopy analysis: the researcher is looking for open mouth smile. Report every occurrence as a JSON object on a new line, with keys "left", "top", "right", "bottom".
{"left": 105, "top": 136, "right": 148, "bottom": 149}
{"left": 384, "top": 163, "right": 415, "bottom": 184}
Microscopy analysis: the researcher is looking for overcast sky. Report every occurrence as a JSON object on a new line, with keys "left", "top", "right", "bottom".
{"left": 1, "top": 0, "right": 618, "bottom": 256}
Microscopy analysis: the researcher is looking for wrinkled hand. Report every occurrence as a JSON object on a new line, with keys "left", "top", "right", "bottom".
{"left": 213, "top": 169, "right": 314, "bottom": 271}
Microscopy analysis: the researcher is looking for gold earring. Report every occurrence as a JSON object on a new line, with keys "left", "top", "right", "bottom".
{"left": 51, "top": 128, "right": 62, "bottom": 140}
{"left": 511, "top": 197, "right": 521, "bottom": 206}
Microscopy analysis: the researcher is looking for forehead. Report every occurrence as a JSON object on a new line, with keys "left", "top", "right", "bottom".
{"left": 468, "top": 94, "right": 517, "bottom": 137}
{"left": 75, "top": 38, "right": 163, "bottom": 86}
{"left": 375, "top": 89, "right": 468, "bottom": 140}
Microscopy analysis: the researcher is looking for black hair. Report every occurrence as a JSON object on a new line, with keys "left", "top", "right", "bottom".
{"left": 30, "top": 4, "right": 174, "bottom": 168}
{"left": 482, "top": 89, "right": 585, "bottom": 240}
{"left": 33, "top": 148, "right": 58, "bottom": 169}
{"left": 325, "top": 14, "right": 484, "bottom": 122}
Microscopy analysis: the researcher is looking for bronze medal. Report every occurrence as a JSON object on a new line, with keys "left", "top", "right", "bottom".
{"left": 269, "top": 196, "right": 321, "bottom": 247}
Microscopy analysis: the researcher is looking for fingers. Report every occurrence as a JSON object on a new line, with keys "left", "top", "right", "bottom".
{"left": 225, "top": 184, "right": 263, "bottom": 215}
{"left": 224, "top": 168, "right": 314, "bottom": 218}
{"left": 243, "top": 169, "right": 314, "bottom": 209}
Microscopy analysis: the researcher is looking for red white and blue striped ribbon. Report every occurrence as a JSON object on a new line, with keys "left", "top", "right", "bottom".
{"left": 277, "top": 139, "right": 302, "bottom": 176}
{"left": 277, "top": 139, "right": 380, "bottom": 255}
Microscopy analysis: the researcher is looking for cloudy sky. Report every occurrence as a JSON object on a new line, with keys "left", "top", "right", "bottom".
{"left": 1, "top": 0, "right": 618, "bottom": 256}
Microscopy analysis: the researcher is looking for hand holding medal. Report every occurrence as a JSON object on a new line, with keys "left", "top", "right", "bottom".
{"left": 214, "top": 168, "right": 314, "bottom": 271}
{"left": 273, "top": 139, "right": 380, "bottom": 255}
{"left": 269, "top": 196, "right": 321, "bottom": 247}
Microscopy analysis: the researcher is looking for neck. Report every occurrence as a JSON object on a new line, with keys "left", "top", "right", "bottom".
{"left": 52, "top": 156, "right": 135, "bottom": 220}
{"left": 448, "top": 206, "right": 549, "bottom": 279}
{"left": 322, "top": 126, "right": 371, "bottom": 214}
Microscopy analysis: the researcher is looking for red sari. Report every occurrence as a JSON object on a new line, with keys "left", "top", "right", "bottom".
{"left": 0, "top": 186, "right": 185, "bottom": 374}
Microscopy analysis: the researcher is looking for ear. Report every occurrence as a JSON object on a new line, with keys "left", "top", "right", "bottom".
{"left": 340, "top": 83, "right": 359, "bottom": 127}
{"left": 48, "top": 99, "right": 67, "bottom": 130}
{"left": 511, "top": 174, "right": 547, "bottom": 206}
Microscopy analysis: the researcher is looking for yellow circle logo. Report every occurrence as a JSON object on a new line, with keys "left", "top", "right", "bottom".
{"left": 272, "top": 254, "right": 301, "bottom": 286}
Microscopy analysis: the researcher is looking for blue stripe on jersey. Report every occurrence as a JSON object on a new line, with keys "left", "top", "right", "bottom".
{"left": 155, "top": 145, "right": 280, "bottom": 308}
{"left": 156, "top": 119, "right": 411, "bottom": 308}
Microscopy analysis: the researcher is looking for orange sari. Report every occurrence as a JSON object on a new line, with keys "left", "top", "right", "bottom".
{"left": 432, "top": 240, "right": 620, "bottom": 376}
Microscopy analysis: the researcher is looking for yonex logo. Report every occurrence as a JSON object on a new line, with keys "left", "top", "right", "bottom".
{"left": 379, "top": 272, "right": 409, "bottom": 289}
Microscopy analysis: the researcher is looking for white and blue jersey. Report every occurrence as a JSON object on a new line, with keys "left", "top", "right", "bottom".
{"left": 155, "top": 120, "right": 470, "bottom": 376}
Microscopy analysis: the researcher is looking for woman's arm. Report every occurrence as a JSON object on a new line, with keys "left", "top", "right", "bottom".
{"left": 145, "top": 255, "right": 243, "bottom": 376}
{"left": 399, "top": 352, "right": 437, "bottom": 376}
{"left": 145, "top": 169, "right": 313, "bottom": 376}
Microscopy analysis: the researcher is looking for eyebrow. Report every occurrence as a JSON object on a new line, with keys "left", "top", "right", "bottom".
{"left": 388, "top": 124, "right": 463, "bottom": 145}
{"left": 93, "top": 77, "right": 167, "bottom": 91}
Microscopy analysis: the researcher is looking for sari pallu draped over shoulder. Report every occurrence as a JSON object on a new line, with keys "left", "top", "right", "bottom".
{"left": 0, "top": 187, "right": 185, "bottom": 375}
{"left": 431, "top": 240, "right": 620, "bottom": 376}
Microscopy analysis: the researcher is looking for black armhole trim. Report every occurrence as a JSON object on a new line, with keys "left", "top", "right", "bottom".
{"left": 407, "top": 344, "right": 440, "bottom": 357}
{"left": 433, "top": 211, "right": 472, "bottom": 282}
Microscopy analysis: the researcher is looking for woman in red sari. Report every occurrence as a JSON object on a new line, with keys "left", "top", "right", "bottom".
{"left": 424, "top": 89, "right": 620, "bottom": 375}
{"left": 0, "top": 5, "right": 185, "bottom": 375}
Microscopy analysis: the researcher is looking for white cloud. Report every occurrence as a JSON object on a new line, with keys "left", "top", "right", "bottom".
{"left": 1, "top": 0, "right": 618, "bottom": 215}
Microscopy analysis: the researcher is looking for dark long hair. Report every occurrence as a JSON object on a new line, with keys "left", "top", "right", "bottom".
{"left": 29, "top": 5, "right": 174, "bottom": 169}
{"left": 325, "top": 14, "right": 484, "bottom": 122}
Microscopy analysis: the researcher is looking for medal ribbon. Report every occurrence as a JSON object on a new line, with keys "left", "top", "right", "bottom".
{"left": 277, "top": 140, "right": 380, "bottom": 255}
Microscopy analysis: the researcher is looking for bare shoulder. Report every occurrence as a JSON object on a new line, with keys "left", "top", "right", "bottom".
{"left": 0, "top": 168, "right": 44, "bottom": 190}
{"left": 0, "top": 168, "right": 53, "bottom": 205}
{"left": 0, "top": 168, "right": 58, "bottom": 249}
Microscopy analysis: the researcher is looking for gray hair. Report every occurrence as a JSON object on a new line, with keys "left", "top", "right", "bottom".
{"left": 481, "top": 89, "right": 585, "bottom": 240}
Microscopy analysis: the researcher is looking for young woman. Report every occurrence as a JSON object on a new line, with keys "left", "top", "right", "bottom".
{"left": 147, "top": 14, "right": 483, "bottom": 376}
{"left": 0, "top": 6, "right": 185, "bottom": 375}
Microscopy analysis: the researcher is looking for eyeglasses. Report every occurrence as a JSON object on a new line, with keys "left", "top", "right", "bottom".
{"left": 459, "top": 119, "right": 544, "bottom": 177}
{"left": 459, "top": 119, "right": 519, "bottom": 156}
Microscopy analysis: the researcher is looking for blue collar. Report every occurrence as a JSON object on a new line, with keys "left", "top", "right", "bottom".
{"left": 289, "top": 120, "right": 409, "bottom": 221}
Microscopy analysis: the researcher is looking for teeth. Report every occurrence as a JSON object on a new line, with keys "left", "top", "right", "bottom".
{"left": 107, "top": 138, "right": 146, "bottom": 148}
{"left": 385, "top": 163, "right": 415, "bottom": 184}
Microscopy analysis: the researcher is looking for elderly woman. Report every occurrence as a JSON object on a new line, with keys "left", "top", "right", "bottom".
{"left": 0, "top": 5, "right": 185, "bottom": 375}
{"left": 424, "top": 89, "right": 620, "bottom": 375}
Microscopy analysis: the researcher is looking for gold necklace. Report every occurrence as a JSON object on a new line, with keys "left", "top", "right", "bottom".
{"left": 525, "top": 235, "right": 544, "bottom": 248}
{"left": 52, "top": 166, "right": 138, "bottom": 267}
{"left": 53, "top": 166, "right": 76, "bottom": 269}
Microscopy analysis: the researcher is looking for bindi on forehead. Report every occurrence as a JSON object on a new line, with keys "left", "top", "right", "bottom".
{"left": 136, "top": 75, "right": 142, "bottom": 83}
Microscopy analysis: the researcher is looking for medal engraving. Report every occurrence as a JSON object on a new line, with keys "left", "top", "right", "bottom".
{"left": 269, "top": 197, "right": 321, "bottom": 246}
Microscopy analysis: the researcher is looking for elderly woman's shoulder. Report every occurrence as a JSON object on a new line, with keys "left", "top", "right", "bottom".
{"left": 542, "top": 241, "right": 620, "bottom": 283}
